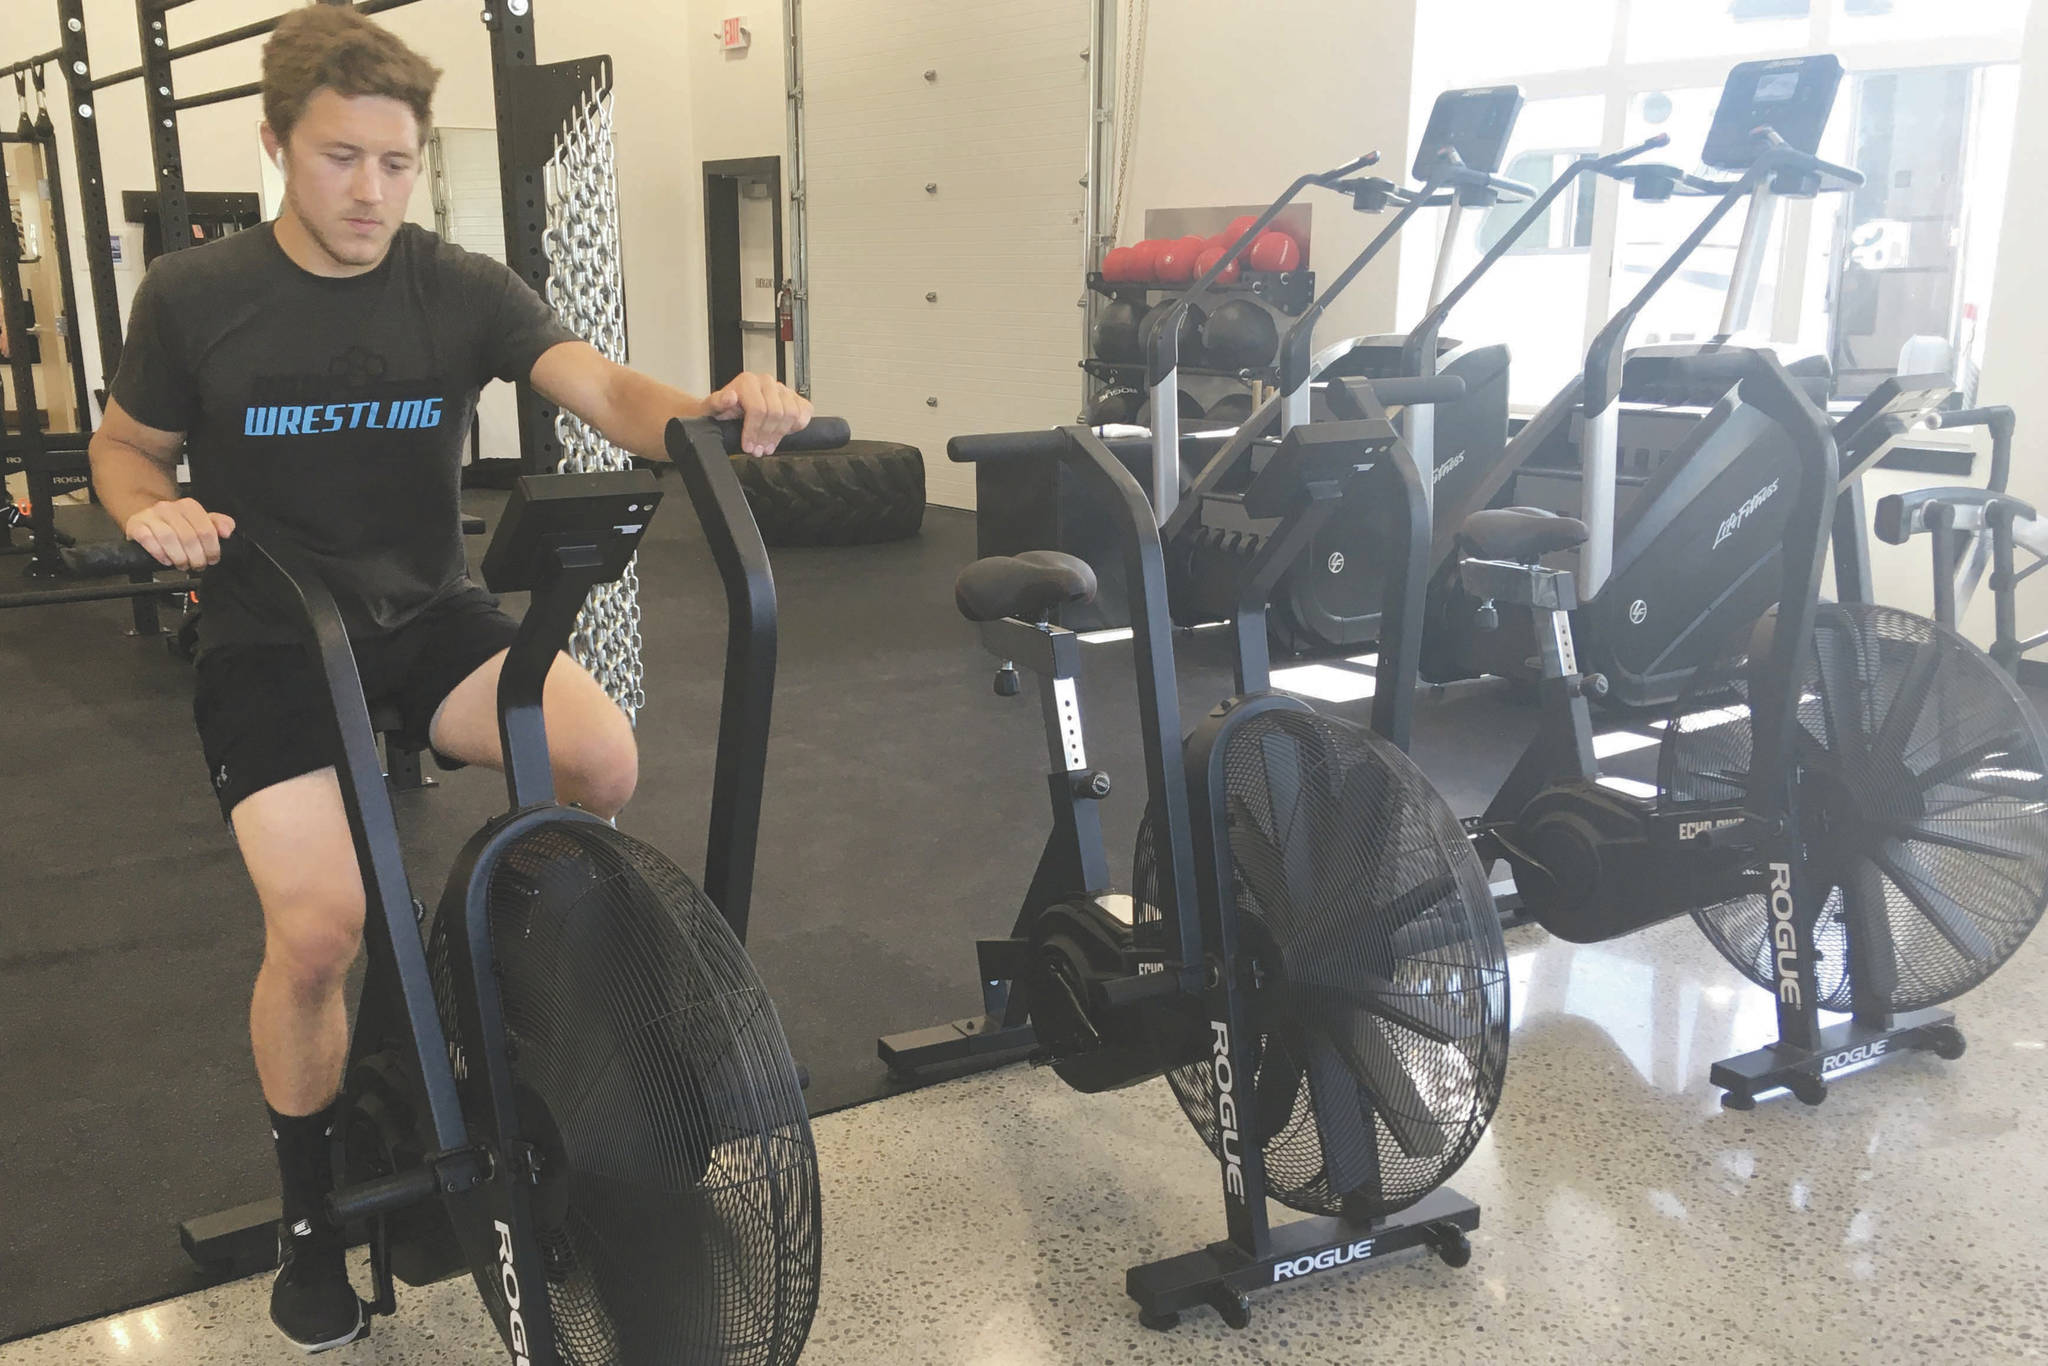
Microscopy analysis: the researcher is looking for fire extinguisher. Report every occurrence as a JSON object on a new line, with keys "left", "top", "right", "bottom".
{"left": 775, "top": 283, "right": 794, "bottom": 343}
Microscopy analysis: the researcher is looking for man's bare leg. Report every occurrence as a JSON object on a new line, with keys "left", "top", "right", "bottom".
{"left": 427, "top": 647, "right": 638, "bottom": 816}
{"left": 236, "top": 768, "right": 364, "bottom": 1116}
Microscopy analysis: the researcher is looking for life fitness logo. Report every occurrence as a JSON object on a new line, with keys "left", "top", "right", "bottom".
{"left": 1327, "top": 551, "right": 1346, "bottom": 575}
{"left": 1712, "top": 478, "right": 1781, "bottom": 550}
{"left": 494, "top": 1221, "right": 532, "bottom": 1365}
{"left": 1769, "top": 862, "right": 1802, "bottom": 1007}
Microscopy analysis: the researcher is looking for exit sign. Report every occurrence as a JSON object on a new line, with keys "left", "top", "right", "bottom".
{"left": 720, "top": 16, "right": 751, "bottom": 50}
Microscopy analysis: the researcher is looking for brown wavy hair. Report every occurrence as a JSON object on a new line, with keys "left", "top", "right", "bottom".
{"left": 261, "top": 4, "right": 441, "bottom": 146}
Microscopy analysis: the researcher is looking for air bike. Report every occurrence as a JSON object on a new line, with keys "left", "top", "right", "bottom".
{"left": 100, "top": 418, "right": 837, "bottom": 1364}
{"left": 1382, "top": 69, "right": 2048, "bottom": 1106}
{"left": 890, "top": 386, "right": 1509, "bottom": 1328}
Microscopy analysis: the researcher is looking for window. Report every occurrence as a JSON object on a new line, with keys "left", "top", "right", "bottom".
{"left": 1795, "top": 65, "right": 2019, "bottom": 397}
{"left": 1477, "top": 152, "right": 1600, "bottom": 254}
{"left": 1420, "top": 95, "right": 1606, "bottom": 405}
{"left": 1628, "top": 0, "right": 1811, "bottom": 62}
{"left": 1832, "top": 0, "right": 2032, "bottom": 41}
{"left": 1405, "top": 0, "right": 2031, "bottom": 407}
{"left": 1414, "top": 0, "right": 1620, "bottom": 82}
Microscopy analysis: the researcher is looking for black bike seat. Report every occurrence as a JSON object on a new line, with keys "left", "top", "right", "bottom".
{"left": 954, "top": 551, "right": 1098, "bottom": 623}
{"left": 1458, "top": 507, "right": 1589, "bottom": 563}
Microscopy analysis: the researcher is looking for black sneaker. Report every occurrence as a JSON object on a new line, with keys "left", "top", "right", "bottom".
{"left": 270, "top": 1220, "right": 365, "bottom": 1353}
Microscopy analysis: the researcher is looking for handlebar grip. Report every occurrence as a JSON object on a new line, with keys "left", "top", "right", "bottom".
{"left": 59, "top": 540, "right": 171, "bottom": 579}
{"left": 715, "top": 415, "right": 851, "bottom": 453}
{"left": 1875, "top": 486, "right": 2039, "bottom": 542}
{"left": 1753, "top": 128, "right": 1866, "bottom": 189}
{"left": 1928, "top": 406, "right": 2013, "bottom": 432}
{"left": 1318, "top": 150, "right": 1382, "bottom": 183}
{"left": 948, "top": 429, "right": 1070, "bottom": 464}
{"left": 1368, "top": 375, "right": 1468, "bottom": 408}
{"left": 1604, "top": 132, "right": 1671, "bottom": 166}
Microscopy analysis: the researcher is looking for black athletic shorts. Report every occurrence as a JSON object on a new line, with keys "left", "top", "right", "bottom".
{"left": 193, "top": 590, "right": 521, "bottom": 821}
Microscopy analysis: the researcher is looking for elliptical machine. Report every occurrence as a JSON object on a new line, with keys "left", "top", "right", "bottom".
{"left": 1418, "top": 56, "right": 1891, "bottom": 708}
{"left": 160, "top": 418, "right": 836, "bottom": 1364}
{"left": 1154, "top": 87, "right": 1541, "bottom": 651}
{"left": 1379, "top": 116, "right": 2048, "bottom": 1106}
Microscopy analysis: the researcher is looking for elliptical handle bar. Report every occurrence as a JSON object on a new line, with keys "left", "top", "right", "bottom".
{"left": 1312, "top": 150, "right": 1383, "bottom": 187}
{"left": 1580, "top": 152, "right": 1789, "bottom": 416}
{"left": 1414, "top": 143, "right": 1539, "bottom": 202}
{"left": 1149, "top": 153, "right": 1381, "bottom": 382}
{"left": 1598, "top": 132, "right": 1671, "bottom": 172}
{"left": 1400, "top": 133, "right": 1667, "bottom": 376}
{"left": 1273, "top": 162, "right": 1455, "bottom": 396}
{"left": 1751, "top": 127, "right": 1865, "bottom": 193}
{"left": 1141, "top": 152, "right": 1378, "bottom": 513}
{"left": 1928, "top": 405, "right": 2017, "bottom": 494}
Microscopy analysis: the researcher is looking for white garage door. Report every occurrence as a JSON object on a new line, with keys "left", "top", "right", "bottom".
{"left": 801, "top": 0, "right": 1092, "bottom": 509}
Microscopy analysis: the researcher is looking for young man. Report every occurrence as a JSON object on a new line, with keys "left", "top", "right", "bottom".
{"left": 87, "top": 5, "right": 810, "bottom": 1351}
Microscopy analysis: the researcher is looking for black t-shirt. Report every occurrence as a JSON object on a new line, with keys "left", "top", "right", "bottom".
{"left": 111, "top": 221, "right": 577, "bottom": 647}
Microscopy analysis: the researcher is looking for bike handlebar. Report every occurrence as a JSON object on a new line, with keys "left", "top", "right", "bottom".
{"left": 59, "top": 417, "right": 851, "bottom": 581}
{"left": 1751, "top": 128, "right": 1865, "bottom": 191}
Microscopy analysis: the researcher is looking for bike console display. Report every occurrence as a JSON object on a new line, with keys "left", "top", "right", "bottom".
{"left": 1703, "top": 54, "right": 1843, "bottom": 170}
{"left": 481, "top": 469, "right": 663, "bottom": 593}
{"left": 1412, "top": 85, "right": 1525, "bottom": 180}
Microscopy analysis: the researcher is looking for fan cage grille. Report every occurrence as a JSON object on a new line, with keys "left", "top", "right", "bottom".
{"left": 1661, "top": 603, "right": 2048, "bottom": 1013}
{"left": 429, "top": 820, "right": 820, "bottom": 1365}
{"left": 1137, "top": 708, "right": 1508, "bottom": 1219}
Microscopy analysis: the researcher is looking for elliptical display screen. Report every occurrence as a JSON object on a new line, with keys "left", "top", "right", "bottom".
{"left": 1702, "top": 55, "right": 1843, "bottom": 170}
{"left": 1411, "top": 85, "right": 1525, "bottom": 180}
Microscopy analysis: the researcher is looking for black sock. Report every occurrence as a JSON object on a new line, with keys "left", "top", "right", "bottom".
{"left": 269, "top": 1098, "right": 342, "bottom": 1252}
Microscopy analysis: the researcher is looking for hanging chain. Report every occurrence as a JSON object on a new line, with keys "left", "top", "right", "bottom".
{"left": 541, "top": 73, "right": 645, "bottom": 723}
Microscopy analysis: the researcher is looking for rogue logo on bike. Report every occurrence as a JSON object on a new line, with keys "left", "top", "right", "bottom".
{"left": 1769, "top": 862, "right": 1802, "bottom": 1006}
{"left": 1824, "top": 1040, "right": 1888, "bottom": 1073}
{"left": 493, "top": 1220, "right": 532, "bottom": 1365}
{"left": 1272, "top": 1237, "right": 1378, "bottom": 1282}
{"left": 1712, "top": 478, "right": 1780, "bottom": 549}
{"left": 1211, "top": 1021, "right": 1246, "bottom": 1201}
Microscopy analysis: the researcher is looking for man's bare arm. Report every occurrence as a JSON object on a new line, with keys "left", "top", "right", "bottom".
{"left": 90, "top": 398, "right": 233, "bottom": 568}
{"left": 529, "top": 341, "right": 810, "bottom": 460}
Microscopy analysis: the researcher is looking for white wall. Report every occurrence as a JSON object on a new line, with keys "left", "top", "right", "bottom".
{"left": 689, "top": 1, "right": 785, "bottom": 168}
{"left": 801, "top": 0, "right": 1093, "bottom": 508}
{"left": 1971, "top": 0, "right": 2048, "bottom": 643}
{"left": 1117, "top": 0, "right": 1419, "bottom": 346}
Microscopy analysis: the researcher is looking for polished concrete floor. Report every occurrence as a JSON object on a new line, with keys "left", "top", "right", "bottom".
{"left": 5, "top": 914, "right": 2045, "bottom": 1366}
